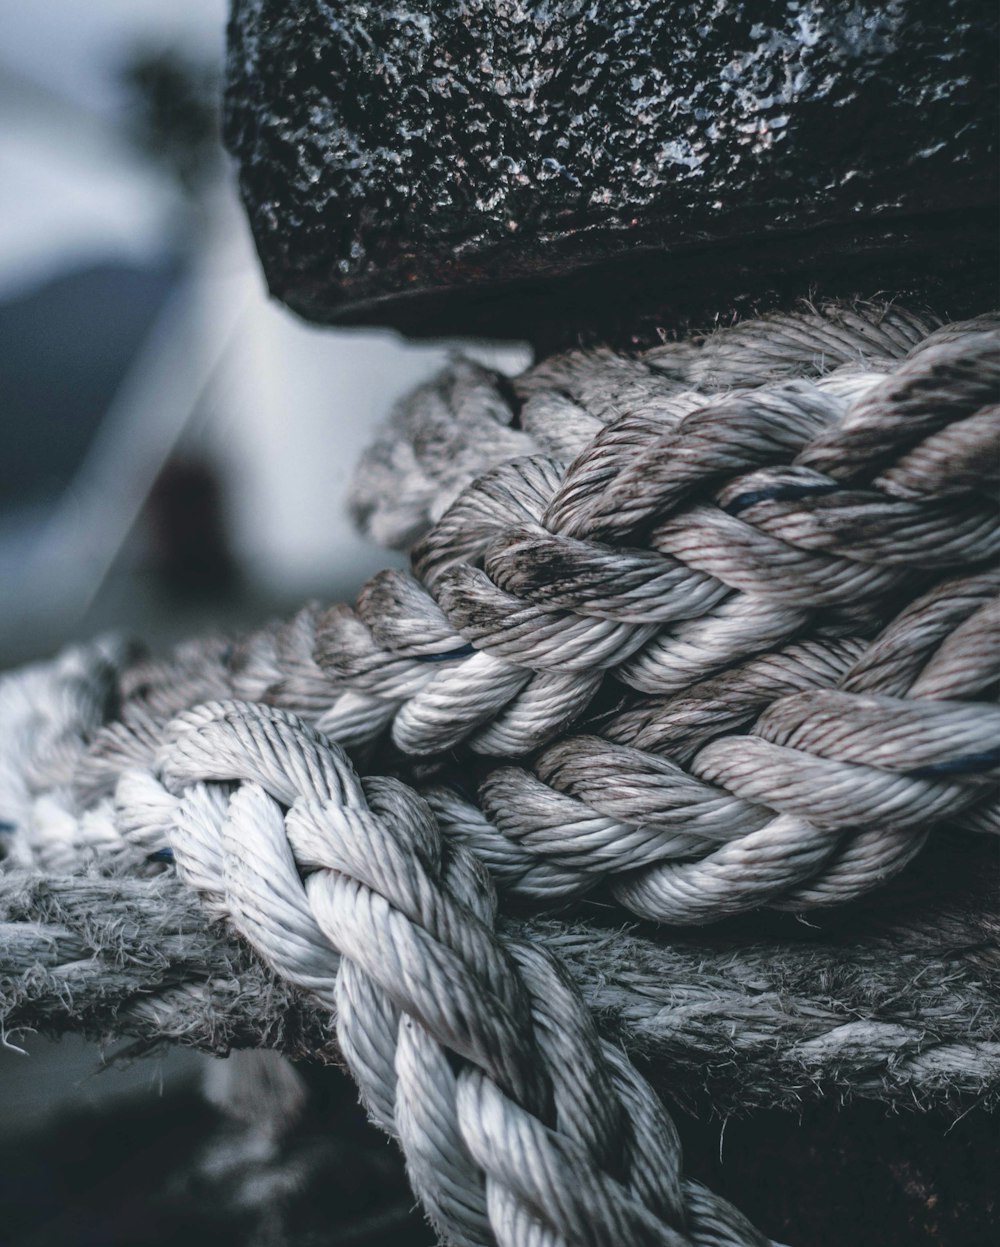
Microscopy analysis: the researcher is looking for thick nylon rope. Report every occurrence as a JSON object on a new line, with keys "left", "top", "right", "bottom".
{"left": 1, "top": 303, "right": 997, "bottom": 1246}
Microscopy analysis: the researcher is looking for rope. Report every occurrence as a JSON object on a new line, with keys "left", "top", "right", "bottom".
{"left": 16, "top": 304, "right": 993, "bottom": 918}
{"left": 1, "top": 302, "right": 997, "bottom": 1245}
{"left": 323, "top": 310, "right": 1000, "bottom": 918}
{"left": 455, "top": 569, "right": 1000, "bottom": 922}
{"left": 350, "top": 303, "right": 971, "bottom": 546}
{"left": 61, "top": 699, "right": 779, "bottom": 1247}
{"left": 4, "top": 855, "right": 999, "bottom": 1114}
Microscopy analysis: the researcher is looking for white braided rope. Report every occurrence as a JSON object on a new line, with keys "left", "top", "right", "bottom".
{"left": 73, "top": 698, "right": 781, "bottom": 1246}
{"left": 0, "top": 656, "right": 776, "bottom": 1242}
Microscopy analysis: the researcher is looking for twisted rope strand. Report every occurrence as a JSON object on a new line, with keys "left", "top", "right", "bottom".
{"left": 352, "top": 303, "right": 950, "bottom": 548}
{"left": 467, "top": 568, "right": 999, "bottom": 922}
{"left": 325, "top": 323, "right": 997, "bottom": 759}
{"left": 135, "top": 700, "right": 770, "bottom": 1247}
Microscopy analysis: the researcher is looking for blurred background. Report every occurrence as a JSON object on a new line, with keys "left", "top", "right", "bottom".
{"left": 0, "top": 0, "right": 530, "bottom": 668}
{"left": 0, "top": 3, "right": 526, "bottom": 1243}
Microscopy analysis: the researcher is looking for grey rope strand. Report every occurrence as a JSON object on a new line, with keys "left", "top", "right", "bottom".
{"left": 464, "top": 567, "right": 1000, "bottom": 923}
{"left": 4, "top": 863, "right": 999, "bottom": 1114}
{"left": 350, "top": 302, "right": 949, "bottom": 547}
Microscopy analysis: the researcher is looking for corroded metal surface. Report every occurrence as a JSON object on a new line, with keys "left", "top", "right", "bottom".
{"left": 225, "top": 1, "right": 998, "bottom": 339}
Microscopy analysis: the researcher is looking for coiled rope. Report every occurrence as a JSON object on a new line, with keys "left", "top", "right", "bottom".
{"left": 1, "top": 303, "right": 997, "bottom": 1246}
{"left": 16, "top": 304, "right": 994, "bottom": 913}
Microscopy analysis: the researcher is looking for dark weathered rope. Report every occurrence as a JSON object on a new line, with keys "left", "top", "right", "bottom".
{"left": 351, "top": 304, "right": 974, "bottom": 547}
{"left": 3, "top": 846, "right": 999, "bottom": 1115}
{"left": 456, "top": 568, "right": 1000, "bottom": 922}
